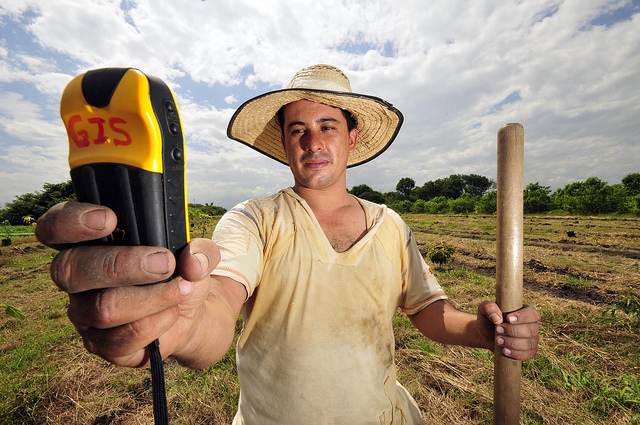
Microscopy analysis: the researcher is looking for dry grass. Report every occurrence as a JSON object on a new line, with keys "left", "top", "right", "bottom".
{"left": 2, "top": 215, "right": 640, "bottom": 424}
{"left": 403, "top": 214, "right": 640, "bottom": 424}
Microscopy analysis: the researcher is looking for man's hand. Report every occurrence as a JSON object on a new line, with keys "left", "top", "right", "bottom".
{"left": 478, "top": 301, "right": 540, "bottom": 361}
{"left": 36, "top": 201, "right": 243, "bottom": 368}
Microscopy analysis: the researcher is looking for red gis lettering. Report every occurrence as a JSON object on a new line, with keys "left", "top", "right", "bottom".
{"left": 109, "top": 117, "right": 132, "bottom": 146}
{"left": 67, "top": 115, "right": 132, "bottom": 148}
{"left": 68, "top": 115, "right": 90, "bottom": 147}
{"left": 88, "top": 117, "right": 108, "bottom": 144}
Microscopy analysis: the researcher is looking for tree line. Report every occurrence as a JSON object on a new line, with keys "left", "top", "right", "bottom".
{"left": 0, "top": 181, "right": 227, "bottom": 226}
{"left": 1, "top": 172, "right": 639, "bottom": 225}
{"left": 349, "top": 172, "right": 640, "bottom": 216}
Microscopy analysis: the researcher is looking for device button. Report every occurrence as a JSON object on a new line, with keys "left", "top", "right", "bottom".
{"left": 171, "top": 147, "right": 183, "bottom": 162}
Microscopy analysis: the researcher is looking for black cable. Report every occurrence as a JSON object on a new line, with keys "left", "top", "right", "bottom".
{"left": 147, "top": 339, "right": 169, "bottom": 424}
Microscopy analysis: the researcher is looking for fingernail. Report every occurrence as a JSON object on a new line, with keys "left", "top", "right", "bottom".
{"left": 144, "top": 252, "right": 170, "bottom": 274}
{"left": 178, "top": 280, "right": 193, "bottom": 295}
{"left": 496, "top": 337, "right": 505, "bottom": 346}
{"left": 81, "top": 209, "right": 107, "bottom": 230}
{"left": 490, "top": 313, "right": 501, "bottom": 323}
{"left": 503, "top": 348, "right": 512, "bottom": 356}
{"left": 496, "top": 326, "right": 505, "bottom": 335}
{"left": 193, "top": 252, "right": 210, "bottom": 274}
{"left": 508, "top": 315, "right": 518, "bottom": 323}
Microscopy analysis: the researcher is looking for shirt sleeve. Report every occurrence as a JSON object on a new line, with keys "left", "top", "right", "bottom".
{"left": 210, "top": 205, "right": 264, "bottom": 300}
{"left": 399, "top": 223, "right": 448, "bottom": 315}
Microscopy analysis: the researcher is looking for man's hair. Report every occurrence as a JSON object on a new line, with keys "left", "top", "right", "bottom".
{"left": 276, "top": 104, "right": 357, "bottom": 136}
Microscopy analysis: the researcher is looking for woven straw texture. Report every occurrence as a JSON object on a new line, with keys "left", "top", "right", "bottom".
{"left": 227, "top": 65, "right": 403, "bottom": 168}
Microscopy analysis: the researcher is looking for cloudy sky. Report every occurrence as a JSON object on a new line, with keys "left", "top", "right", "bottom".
{"left": 1, "top": 0, "right": 638, "bottom": 210}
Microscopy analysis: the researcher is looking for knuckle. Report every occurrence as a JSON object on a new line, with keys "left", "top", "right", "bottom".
{"left": 52, "top": 247, "right": 124, "bottom": 293}
{"left": 505, "top": 337, "right": 518, "bottom": 350}
{"left": 530, "top": 323, "right": 540, "bottom": 336}
{"left": 50, "top": 249, "right": 75, "bottom": 292}
{"left": 34, "top": 204, "right": 64, "bottom": 245}
{"left": 530, "top": 335, "right": 539, "bottom": 351}
{"left": 69, "top": 288, "right": 124, "bottom": 329}
{"left": 93, "top": 288, "right": 119, "bottom": 328}
{"left": 101, "top": 250, "right": 120, "bottom": 282}
{"left": 502, "top": 323, "right": 516, "bottom": 337}
{"left": 125, "top": 319, "right": 146, "bottom": 340}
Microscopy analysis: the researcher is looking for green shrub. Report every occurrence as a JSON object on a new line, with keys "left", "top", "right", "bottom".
{"left": 449, "top": 194, "right": 475, "bottom": 214}
{"left": 426, "top": 243, "right": 455, "bottom": 266}
{"left": 476, "top": 190, "right": 497, "bottom": 214}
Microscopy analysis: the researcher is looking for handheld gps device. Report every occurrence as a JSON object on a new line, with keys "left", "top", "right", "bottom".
{"left": 60, "top": 67, "right": 190, "bottom": 425}
{"left": 60, "top": 67, "right": 189, "bottom": 253}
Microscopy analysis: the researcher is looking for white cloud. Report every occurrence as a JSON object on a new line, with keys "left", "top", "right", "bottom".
{"left": 0, "top": 0, "right": 638, "bottom": 209}
{"left": 0, "top": 92, "right": 66, "bottom": 144}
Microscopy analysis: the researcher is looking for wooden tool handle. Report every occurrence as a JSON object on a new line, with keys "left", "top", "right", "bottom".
{"left": 493, "top": 123, "right": 524, "bottom": 425}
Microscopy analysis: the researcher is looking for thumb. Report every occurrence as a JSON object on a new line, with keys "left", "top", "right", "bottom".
{"left": 177, "top": 238, "right": 221, "bottom": 282}
{"left": 479, "top": 300, "right": 503, "bottom": 325}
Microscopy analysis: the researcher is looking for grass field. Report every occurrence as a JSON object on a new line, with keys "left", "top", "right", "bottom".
{"left": 1, "top": 214, "right": 639, "bottom": 424}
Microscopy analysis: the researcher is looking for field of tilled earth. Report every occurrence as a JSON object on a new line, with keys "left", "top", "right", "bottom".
{"left": 1, "top": 214, "right": 639, "bottom": 424}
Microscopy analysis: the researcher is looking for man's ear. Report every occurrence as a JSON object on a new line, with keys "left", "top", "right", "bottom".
{"left": 348, "top": 128, "right": 358, "bottom": 153}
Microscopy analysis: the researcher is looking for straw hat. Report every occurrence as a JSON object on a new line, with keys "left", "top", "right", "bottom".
{"left": 227, "top": 64, "right": 403, "bottom": 168}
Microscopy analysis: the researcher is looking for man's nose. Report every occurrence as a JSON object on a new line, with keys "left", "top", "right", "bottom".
{"left": 300, "top": 130, "right": 324, "bottom": 152}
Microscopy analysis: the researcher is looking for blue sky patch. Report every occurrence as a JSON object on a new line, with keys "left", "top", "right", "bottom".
{"left": 173, "top": 65, "right": 280, "bottom": 109}
{"left": 336, "top": 34, "right": 394, "bottom": 58}
{"left": 534, "top": 5, "right": 560, "bottom": 23}
{"left": 590, "top": 0, "right": 639, "bottom": 27}
{"left": 488, "top": 90, "right": 522, "bottom": 114}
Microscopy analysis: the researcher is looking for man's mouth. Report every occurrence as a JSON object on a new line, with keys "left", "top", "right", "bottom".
{"left": 301, "top": 154, "right": 332, "bottom": 169}
{"left": 305, "top": 159, "right": 329, "bottom": 169}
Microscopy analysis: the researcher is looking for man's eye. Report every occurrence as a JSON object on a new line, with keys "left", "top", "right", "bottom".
{"left": 291, "top": 128, "right": 304, "bottom": 135}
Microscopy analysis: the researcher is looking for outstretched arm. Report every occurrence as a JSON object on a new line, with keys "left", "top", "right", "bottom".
{"left": 409, "top": 299, "right": 540, "bottom": 360}
{"left": 36, "top": 201, "right": 246, "bottom": 368}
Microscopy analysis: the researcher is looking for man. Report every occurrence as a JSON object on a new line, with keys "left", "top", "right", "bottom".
{"left": 36, "top": 64, "right": 539, "bottom": 424}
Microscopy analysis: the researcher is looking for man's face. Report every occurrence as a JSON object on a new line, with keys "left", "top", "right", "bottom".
{"left": 280, "top": 99, "right": 358, "bottom": 191}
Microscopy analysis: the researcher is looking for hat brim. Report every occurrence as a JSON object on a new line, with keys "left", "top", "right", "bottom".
{"left": 227, "top": 88, "right": 403, "bottom": 168}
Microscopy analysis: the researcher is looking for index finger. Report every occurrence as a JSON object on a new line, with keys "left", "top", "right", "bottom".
{"left": 51, "top": 245, "right": 175, "bottom": 293}
{"left": 36, "top": 201, "right": 117, "bottom": 250}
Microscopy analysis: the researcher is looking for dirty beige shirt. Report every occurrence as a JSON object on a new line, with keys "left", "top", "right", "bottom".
{"left": 212, "top": 188, "right": 447, "bottom": 425}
